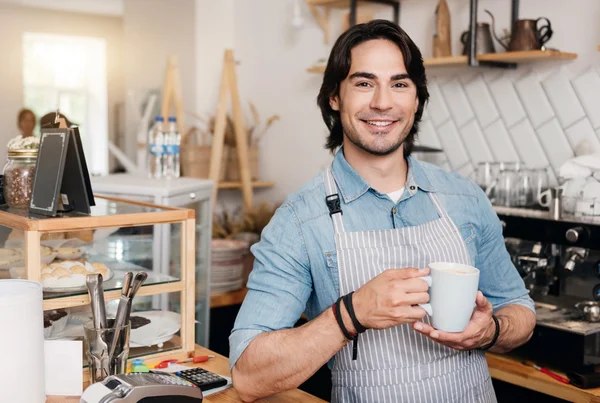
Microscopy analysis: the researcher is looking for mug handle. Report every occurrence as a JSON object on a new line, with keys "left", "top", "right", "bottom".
{"left": 538, "top": 188, "right": 552, "bottom": 207}
{"left": 536, "top": 17, "right": 553, "bottom": 46}
{"left": 418, "top": 276, "right": 433, "bottom": 316}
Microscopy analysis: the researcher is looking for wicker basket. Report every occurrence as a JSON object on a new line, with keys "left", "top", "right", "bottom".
{"left": 225, "top": 145, "right": 259, "bottom": 181}
{"left": 180, "top": 127, "right": 228, "bottom": 180}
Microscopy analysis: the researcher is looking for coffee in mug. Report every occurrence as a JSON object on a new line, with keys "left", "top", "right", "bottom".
{"left": 418, "top": 262, "right": 480, "bottom": 332}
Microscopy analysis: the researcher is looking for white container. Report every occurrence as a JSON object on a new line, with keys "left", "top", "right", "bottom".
{"left": 0, "top": 280, "right": 45, "bottom": 403}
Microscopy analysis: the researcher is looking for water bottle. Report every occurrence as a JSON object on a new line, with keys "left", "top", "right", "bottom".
{"left": 164, "top": 116, "right": 181, "bottom": 178}
{"left": 147, "top": 116, "right": 165, "bottom": 179}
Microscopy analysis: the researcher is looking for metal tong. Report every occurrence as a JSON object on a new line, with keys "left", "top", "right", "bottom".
{"left": 86, "top": 273, "right": 108, "bottom": 329}
{"left": 108, "top": 271, "right": 148, "bottom": 362}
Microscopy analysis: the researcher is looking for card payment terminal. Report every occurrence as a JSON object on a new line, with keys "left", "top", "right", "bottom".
{"left": 80, "top": 372, "right": 203, "bottom": 402}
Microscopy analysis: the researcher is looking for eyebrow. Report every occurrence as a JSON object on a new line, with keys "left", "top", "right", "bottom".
{"left": 348, "top": 72, "right": 411, "bottom": 81}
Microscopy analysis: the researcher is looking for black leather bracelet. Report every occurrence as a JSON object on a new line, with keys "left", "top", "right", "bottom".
{"left": 480, "top": 315, "right": 500, "bottom": 351}
{"left": 333, "top": 297, "right": 354, "bottom": 341}
{"left": 342, "top": 292, "right": 368, "bottom": 334}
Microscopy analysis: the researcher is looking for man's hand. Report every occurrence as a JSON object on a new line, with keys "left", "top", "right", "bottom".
{"left": 352, "top": 268, "right": 431, "bottom": 330}
{"left": 412, "top": 291, "right": 495, "bottom": 350}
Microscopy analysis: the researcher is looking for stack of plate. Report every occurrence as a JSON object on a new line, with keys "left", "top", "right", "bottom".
{"left": 211, "top": 239, "right": 249, "bottom": 293}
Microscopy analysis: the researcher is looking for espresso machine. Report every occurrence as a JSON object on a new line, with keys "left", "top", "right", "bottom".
{"left": 497, "top": 206, "right": 600, "bottom": 384}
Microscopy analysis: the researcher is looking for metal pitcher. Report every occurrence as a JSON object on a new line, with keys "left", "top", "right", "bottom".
{"left": 461, "top": 22, "right": 496, "bottom": 55}
{"left": 486, "top": 9, "right": 553, "bottom": 51}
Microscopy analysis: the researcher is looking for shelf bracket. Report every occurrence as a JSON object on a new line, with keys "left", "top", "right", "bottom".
{"left": 308, "top": 4, "right": 331, "bottom": 44}
{"left": 511, "top": 0, "right": 519, "bottom": 36}
{"left": 468, "top": 0, "right": 517, "bottom": 69}
{"left": 348, "top": 0, "right": 400, "bottom": 26}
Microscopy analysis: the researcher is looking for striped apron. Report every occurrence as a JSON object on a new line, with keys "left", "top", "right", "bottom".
{"left": 325, "top": 167, "right": 497, "bottom": 403}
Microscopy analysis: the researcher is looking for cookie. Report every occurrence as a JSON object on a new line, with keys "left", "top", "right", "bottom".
{"left": 56, "top": 247, "right": 82, "bottom": 260}
{"left": 51, "top": 267, "right": 70, "bottom": 278}
{"left": 70, "top": 265, "right": 88, "bottom": 275}
{"left": 91, "top": 262, "right": 108, "bottom": 277}
{"left": 41, "top": 266, "right": 54, "bottom": 275}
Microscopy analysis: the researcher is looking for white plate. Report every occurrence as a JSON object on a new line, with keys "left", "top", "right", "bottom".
{"left": 0, "top": 248, "right": 57, "bottom": 270}
{"left": 129, "top": 311, "right": 181, "bottom": 348}
{"left": 9, "top": 262, "right": 114, "bottom": 292}
{"left": 50, "top": 310, "right": 181, "bottom": 348}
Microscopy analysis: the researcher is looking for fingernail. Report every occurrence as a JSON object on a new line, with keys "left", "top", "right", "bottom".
{"left": 431, "top": 332, "right": 438, "bottom": 338}
{"left": 414, "top": 323, "right": 422, "bottom": 330}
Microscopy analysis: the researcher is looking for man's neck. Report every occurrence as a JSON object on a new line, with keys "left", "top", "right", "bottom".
{"left": 343, "top": 143, "right": 408, "bottom": 194}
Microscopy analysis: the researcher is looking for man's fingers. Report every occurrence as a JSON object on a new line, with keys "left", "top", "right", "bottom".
{"left": 403, "top": 306, "right": 428, "bottom": 320}
{"left": 388, "top": 267, "right": 430, "bottom": 279}
{"left": 413, "top": 321, "right": 435, "bottom": 334}
{"left": 402, "top": 292, "right": 430, "bottom": 305}
{"left": 475, "top": 291, "right": 491, "bottom": 308}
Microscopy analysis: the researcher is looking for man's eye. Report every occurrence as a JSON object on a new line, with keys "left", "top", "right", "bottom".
{"left": 357, "top": 82, "right": 371, "bottom": 87}
{"left": 394, "top": 82, "right": 408, "bottom": 88}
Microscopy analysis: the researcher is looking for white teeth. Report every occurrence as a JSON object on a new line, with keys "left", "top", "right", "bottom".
{"left": 367, "top": 121, "right": 393, "bottom": 127}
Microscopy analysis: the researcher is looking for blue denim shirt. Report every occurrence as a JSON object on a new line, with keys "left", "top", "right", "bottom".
{"left": 229, "top": 150, "right": 535, "bottom": 370}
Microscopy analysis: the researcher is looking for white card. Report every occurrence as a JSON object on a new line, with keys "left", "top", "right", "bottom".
{"left": 44, "top": 340, "right": 83, "bottom": 396}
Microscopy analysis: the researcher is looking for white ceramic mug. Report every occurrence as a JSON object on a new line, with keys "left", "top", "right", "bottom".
{"left": 418, "top": 262, "right": 480, "bottom": 332}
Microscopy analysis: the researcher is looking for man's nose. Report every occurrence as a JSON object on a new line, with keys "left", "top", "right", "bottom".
{"left": 370, "top": 86, "right": 393, "bottom": 111}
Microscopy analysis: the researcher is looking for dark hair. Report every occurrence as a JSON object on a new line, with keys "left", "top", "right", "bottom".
{"left": 17, "top": 108, "right": 35, "bottom": 127}
{"left": 40, "top": 112, "right": 75, "bottom": 128}
{"left": 317, "top": 19, "right": 429, "bottom": 157}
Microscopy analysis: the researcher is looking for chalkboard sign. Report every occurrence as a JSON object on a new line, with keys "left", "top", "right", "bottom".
{"left": 29, "top": 128, "right": 93, "bottom": 216}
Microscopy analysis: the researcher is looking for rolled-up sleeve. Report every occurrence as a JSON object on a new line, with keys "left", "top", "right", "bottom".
{"left": 229, "top": 203, "right": 312, "bottom": 370}
{"left": 473, "top": 185, "right": 536, "bottom": 315}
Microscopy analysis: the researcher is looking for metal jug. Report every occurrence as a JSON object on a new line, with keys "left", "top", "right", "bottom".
{"left": 461, "top": 22, "right": 496, "bottom": 55}
{"left": 486, "top": 9, "right": 553, "bottom": 51}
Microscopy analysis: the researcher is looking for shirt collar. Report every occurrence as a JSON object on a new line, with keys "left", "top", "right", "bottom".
{"left": 331, "top": 149, "right": 436, "bottom": 203}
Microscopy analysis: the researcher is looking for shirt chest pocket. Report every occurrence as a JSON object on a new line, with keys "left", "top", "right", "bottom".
{"left": 458, "top": 223, "right": 477, "bottom": 265}
{"left": 324, "top": 251, "right": 339, "bottom": 291}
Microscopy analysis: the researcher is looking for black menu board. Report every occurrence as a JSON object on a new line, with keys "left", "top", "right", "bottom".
{"left": 29, "top": 128, "right": 92, "bottom": 216}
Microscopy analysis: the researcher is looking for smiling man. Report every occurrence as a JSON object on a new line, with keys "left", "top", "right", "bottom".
{"left": 229, "top": 20, "right": 535, "bottom": 403}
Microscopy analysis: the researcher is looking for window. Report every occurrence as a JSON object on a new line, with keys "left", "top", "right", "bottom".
{"left": 23, "top": 32, "right": 108, "bottom": 175}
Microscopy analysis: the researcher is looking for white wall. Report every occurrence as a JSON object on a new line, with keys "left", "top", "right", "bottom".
{"left": 0, "top": 3, "right": 123, "bottom": 159}
{"left": 123, "top": 0, "right": 197, "bottom": 160}
{"left": 195, "top": 0, "right": 235, "bottom": 114}
{"left": 202, "top": 0, "right": 600, "bottom": 206}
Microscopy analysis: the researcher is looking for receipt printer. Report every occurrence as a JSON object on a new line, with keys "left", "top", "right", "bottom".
{"left": 80, "top": 373, "right": 203, "bottom": 403}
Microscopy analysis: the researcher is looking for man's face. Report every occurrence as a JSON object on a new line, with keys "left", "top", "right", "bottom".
{"left": 330, "top": 39, "right": 419, "bottom": 156}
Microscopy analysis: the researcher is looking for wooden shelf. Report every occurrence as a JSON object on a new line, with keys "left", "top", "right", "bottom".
{"left": 307, "top": 64, "right": 326, "bottom": 73}
{"left": 306, "top": 0, "right": 398, "bottom": 8}
{"left": 217, "top": 180, "right": 275, "bottom": 190}
{"left": 424, "top": 50, "right": 577, "bottom": 67}
{"left": 424, "top": 55, "right": 467, "bottom": 66}
{"left": 308, "top": 50, "right": 577, "bottom": 73}
{"left": 478, "top": 49, "right": 577, "bottom": 63}
{"left": 211, "top": 287, "right": 248, "bottom": 308}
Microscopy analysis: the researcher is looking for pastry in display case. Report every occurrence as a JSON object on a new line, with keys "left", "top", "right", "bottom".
{"left": 0, "top": 195, "right": 202, "bottom": 376}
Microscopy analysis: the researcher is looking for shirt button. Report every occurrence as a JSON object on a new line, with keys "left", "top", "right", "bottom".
{"left": 409, "top": 185, "right": 416, "bottom": 191}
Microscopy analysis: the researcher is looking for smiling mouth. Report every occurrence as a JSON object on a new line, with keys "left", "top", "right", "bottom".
{"left": 361, "top": 119, "right": 398, "bottom": 128}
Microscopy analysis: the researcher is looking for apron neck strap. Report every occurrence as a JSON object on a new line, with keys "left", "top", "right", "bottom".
{"left": 427, "top": 192, "right": 448, "bottom": 218}
{"left": 325, "top": 166, "right": 346, "bottom": 234}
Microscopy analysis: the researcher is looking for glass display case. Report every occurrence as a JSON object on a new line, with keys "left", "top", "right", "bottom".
{"left": 0, "top": 196, "right": 200, "bottom": 370}
{"left": 90, "top": 175, "right": 213, "bottom": 347}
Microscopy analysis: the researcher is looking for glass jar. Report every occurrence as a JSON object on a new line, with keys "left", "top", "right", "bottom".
{"left": 3, "top": 150, "right": 38, "bottom": 208}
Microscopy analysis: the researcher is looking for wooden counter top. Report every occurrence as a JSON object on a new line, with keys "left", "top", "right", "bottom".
{"left": 43, "top": 344, "right": 600, "bottom": 402}
{"left": 487, "top": 353, "right": 600, "bottom": 403}
{"left": 46, "top": 344, "right": 325, "bottom": 403}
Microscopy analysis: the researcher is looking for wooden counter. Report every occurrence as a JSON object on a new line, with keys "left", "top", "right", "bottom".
{"left": 46, "top": 344, "right": 326, "bottom": 403}
{"left": 487, "top": 353, "right": 600, "bottom": 403}
{"left": 42, "top": 341, "right": 600, "bottom": 402}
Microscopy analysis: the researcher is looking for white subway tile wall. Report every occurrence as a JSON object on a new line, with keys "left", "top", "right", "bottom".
{"left": 416, "top": 65, "right": 600, "bottom": 187}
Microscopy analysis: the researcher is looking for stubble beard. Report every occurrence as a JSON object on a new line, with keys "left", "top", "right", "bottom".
{"left": 344, "top": 124, "right": 408, "bottom": 157}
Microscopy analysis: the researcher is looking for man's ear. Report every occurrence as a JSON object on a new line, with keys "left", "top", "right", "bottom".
{"left": 330, "top": 95, "right": 340, "bottom": 111}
